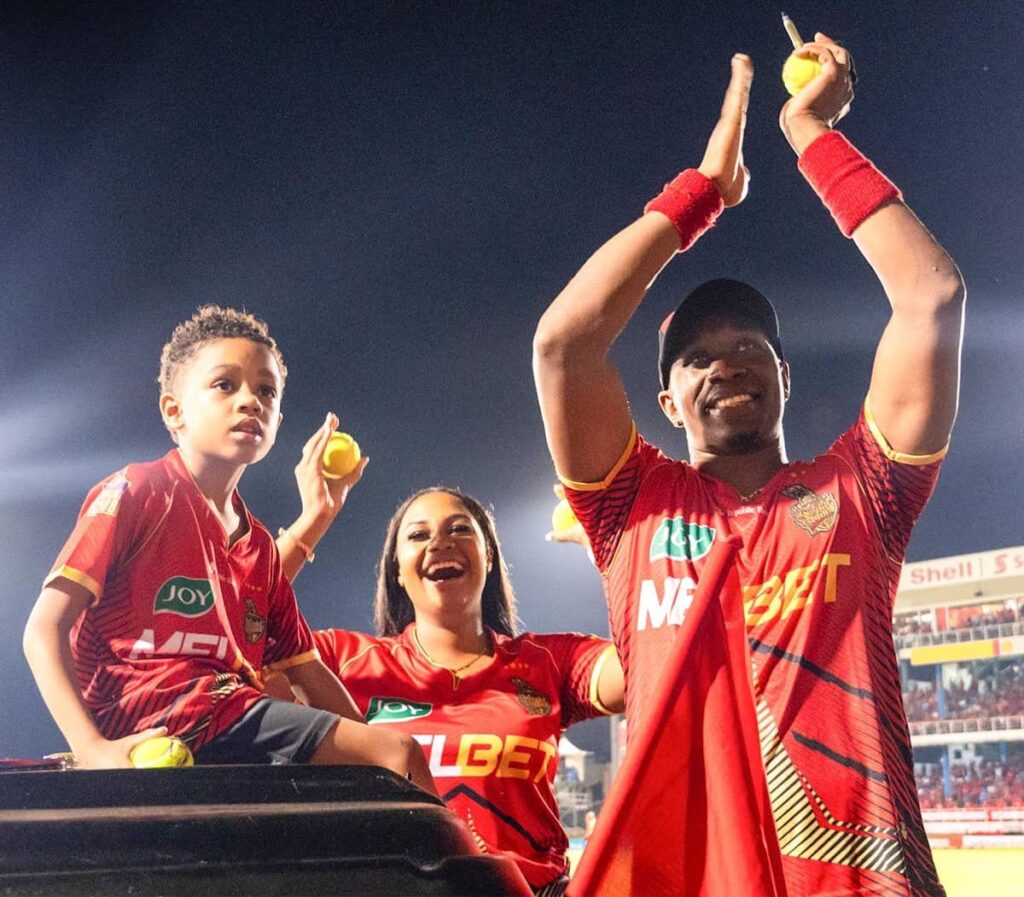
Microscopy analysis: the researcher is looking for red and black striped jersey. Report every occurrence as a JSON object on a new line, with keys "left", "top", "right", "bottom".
{"left": 562, "top": 407, "right": 946, "bottom": 897}
{"left": 45, "top": 450, "right": 317, "bottom": 751}
{"left": 314, "top": 625, "right": 615, "bottom": 889}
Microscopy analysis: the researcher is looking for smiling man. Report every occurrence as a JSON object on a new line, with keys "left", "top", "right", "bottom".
{"left": 533, "top": 42, "right": 963, "bottom": 897}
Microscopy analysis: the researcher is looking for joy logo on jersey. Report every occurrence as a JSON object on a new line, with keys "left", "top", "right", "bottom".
{"left": 366, "top": 697, "right": 434, "bottom": 725}
{"left": 153, "top": 577, "right": 216, "bottom": 617}
{"left": 649, "top": 518, "right": 716, "bottom": 562}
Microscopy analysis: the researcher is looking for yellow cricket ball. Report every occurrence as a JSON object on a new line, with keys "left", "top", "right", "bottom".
{"left": 551, "top": 498, "right": 579, "bottom": 534}
{"left": 322, "top": 431, "right": 361, "bottom": 479}
{"left": 782, "top": 53, "right": 823, "bottom": 96}
{"left": 129, "top": 735, "right": 194, "bottom": 769}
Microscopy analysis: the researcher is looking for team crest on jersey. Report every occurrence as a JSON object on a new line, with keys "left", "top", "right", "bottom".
{"left": 86, "top": 472, "right": 129, "bottom": 517}
{"left": 366, "top": 697, "right": 433, "bottom": 724}
{"left": 243, "top": 599, "right": 266, "bottom": 643}
{"left": 649, "top": 518, "right": 716, "bottom": 562}
{"left": 511, "top": 678, "right": 551, "bottom": 716}
{"left": 153, "top": 577, "right": 216, "bottom": 617}
{"left": 782, "top": 484, "right": 838, "bottom": 536}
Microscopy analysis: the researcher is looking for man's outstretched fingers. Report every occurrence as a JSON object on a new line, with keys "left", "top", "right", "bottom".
{"left": 720, "top": 53, "right": 753, "bottom": 121}
{"left": 700, "top": 54, "right": 753, "bottom": 207}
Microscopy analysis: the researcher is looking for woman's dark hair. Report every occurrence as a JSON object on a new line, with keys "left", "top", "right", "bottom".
{"left": 374, "top": 487, "right": 519, "bottom": 638}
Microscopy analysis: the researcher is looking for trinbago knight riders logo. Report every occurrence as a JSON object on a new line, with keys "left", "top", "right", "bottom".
{"left": 782, "top": 484, "right": 838, "bottom": 536}
{"left": 86, "top": 472, "right": 129, "bottom": 517}
{"left": 511, "top": 678, "right": 552, "bottom": 716}
{"left": 243, "top": 598, "right": 266, "bottom": 643}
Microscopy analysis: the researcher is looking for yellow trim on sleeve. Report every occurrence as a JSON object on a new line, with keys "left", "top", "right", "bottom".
{"left": 863, "top": 400, "right": 948, "bottom": 466}
{"left": 588, "top": 644, "right": 618, "bottom": 716}
{"left": 44, "top": 566, "right": 102, "bottom": 606}
{"left": 556, "top": 425, "right": 638, "bottom": 492}
{"left": 264, "top": 648, "right": 320, "bottom": 673}
{"left": 231, "top": 648, "right": 263, "bottom": 687}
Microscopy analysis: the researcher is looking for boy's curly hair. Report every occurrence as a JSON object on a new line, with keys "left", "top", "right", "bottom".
{"left": 158, "top": 305, "right": 287, "bottom": 393}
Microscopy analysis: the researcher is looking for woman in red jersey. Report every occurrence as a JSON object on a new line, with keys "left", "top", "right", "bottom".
{"left": 274, "top": 417, "right": 624, "bottom": 896}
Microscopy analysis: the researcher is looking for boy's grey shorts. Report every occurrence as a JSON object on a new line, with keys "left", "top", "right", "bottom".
{"left": 194, "top": 697, "right": 339, "bottom": 765}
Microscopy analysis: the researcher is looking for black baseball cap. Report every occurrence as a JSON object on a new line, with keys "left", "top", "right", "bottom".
{"left": 658, "top": 278, "right": 783, "bottom": 388}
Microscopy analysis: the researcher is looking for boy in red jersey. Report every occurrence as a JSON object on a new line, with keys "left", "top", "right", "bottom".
{"left": 534, "top": 38, "right": 963, "bottom": 897}
{"left": 23, "top": 306, "right": 434, "bottom": 791}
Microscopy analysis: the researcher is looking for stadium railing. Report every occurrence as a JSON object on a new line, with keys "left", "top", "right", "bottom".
{"left": 895, "top": 620, "right": 1024, "bottom": 651}
{"left": 909, "top": 715, "right": 1024, "bottom": 736}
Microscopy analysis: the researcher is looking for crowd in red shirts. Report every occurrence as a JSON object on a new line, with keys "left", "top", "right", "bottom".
{"left": 903, "top": 667, "right": 1024, "bottom": 723}
{"left": 894, "top": 603, "right": 1021, "bottom": 642}
{"left": 916, "top": 754, "right": 1024, "bottom": 808}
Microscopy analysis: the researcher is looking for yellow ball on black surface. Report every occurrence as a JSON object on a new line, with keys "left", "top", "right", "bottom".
{"left": 129, "top": 736, "right": 194, "bottom": 769}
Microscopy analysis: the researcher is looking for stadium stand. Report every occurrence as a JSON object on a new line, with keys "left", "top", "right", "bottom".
{"left": 896, "top": 547, "right": 1024, "bottom": 838}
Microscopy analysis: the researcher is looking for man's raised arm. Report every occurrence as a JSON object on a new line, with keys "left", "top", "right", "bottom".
{"left": 781, "top": 34, "right": 965, "bottom": 456}
{"left": 533, "top": 55, "right": 753, "bottom": 484}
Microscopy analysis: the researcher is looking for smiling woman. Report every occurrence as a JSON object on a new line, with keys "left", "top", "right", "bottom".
{"left": 275, "top": 464, "right": 625, "bottom": 897}
{"left": 378, "top": 489, "right": 517, "bottom": 652}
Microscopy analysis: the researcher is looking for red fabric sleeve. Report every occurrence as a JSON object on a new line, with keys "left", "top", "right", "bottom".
{"left": 830, "top": 411, "right": 943, "bottom": 562}
{"left": 262, "top": 558, "right": 316, "bottom": 666}
{"left": 562, "top": 435, "right": 669, "bottom": 572}
{"left": 526, "top": 633, "right": 616, "bottom": 729}
{"left": 45, "top": 467, "right": 148, "bottom": 604}
{"left": 311, "top": 628, "right": 384, "bottom": 678}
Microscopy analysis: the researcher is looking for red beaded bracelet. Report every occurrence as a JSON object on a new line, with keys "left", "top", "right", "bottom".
{"left": 644, "top": 169, "right": 724, "bottom": 251}
{"left": 797, "top": 131, "right": 902, "bottom": 237}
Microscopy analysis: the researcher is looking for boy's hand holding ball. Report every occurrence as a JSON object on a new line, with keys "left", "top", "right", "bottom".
{"left": 293, "top": 414, "right": 369, "bottom": 535}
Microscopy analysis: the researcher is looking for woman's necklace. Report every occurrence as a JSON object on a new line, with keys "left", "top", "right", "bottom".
{"left": 738, "top": 485, "right": 764, "bottom": 504}
{"left": 413, "top": 627, "right": 490, "bottom": 680}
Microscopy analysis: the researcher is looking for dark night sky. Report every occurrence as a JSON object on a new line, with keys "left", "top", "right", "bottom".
{"left": 1, "top": 1, "right": 1021, "bottom": 759}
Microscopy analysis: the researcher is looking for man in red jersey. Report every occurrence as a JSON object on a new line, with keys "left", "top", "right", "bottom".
{"left": 533, "top": 38, "right": 964, "bottom": 897}
{"left": 23, "top": 306, "right": 434, "bottom": 793}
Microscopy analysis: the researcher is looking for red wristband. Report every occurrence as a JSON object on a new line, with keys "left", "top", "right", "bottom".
{"left": 644, "top": 169, "right": 724, "bottom": 251}
{"left": 797, "top": 131, "right": 902, "bottom": 237}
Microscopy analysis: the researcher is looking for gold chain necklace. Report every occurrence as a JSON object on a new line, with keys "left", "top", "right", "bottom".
{"left": 413, "top": 627, "right": 490, "bottom": 677}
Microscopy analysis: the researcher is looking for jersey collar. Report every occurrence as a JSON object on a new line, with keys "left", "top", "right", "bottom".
{"left": 164, "top": 449, "right": 254, "bottom": 550}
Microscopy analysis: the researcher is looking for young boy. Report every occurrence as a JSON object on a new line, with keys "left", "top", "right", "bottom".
{"left": 23, "top": 305, "right": 435, "bottom": 792}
